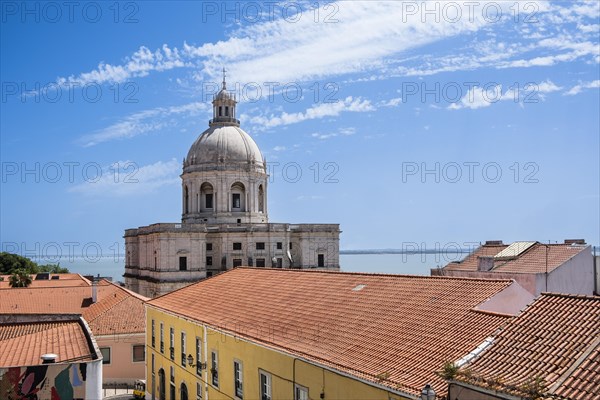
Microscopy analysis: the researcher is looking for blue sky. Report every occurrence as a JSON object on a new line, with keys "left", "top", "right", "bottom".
{"left": 1, "top": 1, "right": 599, "bottom": 262}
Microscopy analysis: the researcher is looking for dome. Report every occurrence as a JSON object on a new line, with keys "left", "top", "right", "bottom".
{"left": 184, "top": 125, "right": 264, "bottom": 170}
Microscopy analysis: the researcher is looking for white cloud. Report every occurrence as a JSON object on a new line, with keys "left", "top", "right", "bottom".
{"left": 273, "top": 146, "right": 286, "bottom": 151}
{"left": 565, "top": 80, "right": 600, "bottom": 95}
{"left": 246, "top": 97, "right": 373, "bottom": 129}
{"left": 57, "top": 45, "right": 188, "bottom": 87}
{"left": 79, "top": 102, "right": 207, "bottom": 146}
{"left": 449, "top": 80, "right": 562, "bottom": 110}
{"left": 311, "top": 126, "right": 356, "bottom": 140}
{"left": 69, "top": 159, "right": 180, "bottom": 197}
{"left": 449, "top": 85, "right": 504, "bottom": 110}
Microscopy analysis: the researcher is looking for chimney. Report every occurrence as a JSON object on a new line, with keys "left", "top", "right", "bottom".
{"left": 41, "top": 354, "right": 57, "bottom": 364}
{"left": 564, "top": 239, "right": 586, "bottom": 245}
{"left": 477, "top": 256, "right": 495, "bottom": 272}
{"left": 92, "top": 276, "right": 98, "bottom": 303}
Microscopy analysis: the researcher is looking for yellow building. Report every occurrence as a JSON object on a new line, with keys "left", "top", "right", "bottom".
{"left": 145, "top": 268, "right": 534, "bottom": 400}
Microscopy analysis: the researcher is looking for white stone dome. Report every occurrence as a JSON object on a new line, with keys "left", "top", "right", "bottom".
{"left": 184, "top": 125, "right": 264, "bottom": 170}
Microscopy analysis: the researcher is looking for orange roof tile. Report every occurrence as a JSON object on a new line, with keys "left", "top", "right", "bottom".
{"left": 455, "top": 293, "right": 600, "bottom": 400}
{"left": 0, "top": 318, "right": 94, "bottom": 367}
{"left": 0, "top": 273, "right": 90, "bottom": 289}
{"left": 0, "top": 280, "right": 148, "bottom": 335}
{"left": 147, "top": 268, "right": 517, "bottom": 396}
{"left": 443, "top": 242, "right": 588, "bottom": 274}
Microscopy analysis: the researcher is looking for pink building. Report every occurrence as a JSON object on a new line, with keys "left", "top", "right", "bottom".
{"left": 432, "top": 239, "right": 596, "bottom": 296}
{"left": 0, "top": 274, "right": 147, "bottom": 386}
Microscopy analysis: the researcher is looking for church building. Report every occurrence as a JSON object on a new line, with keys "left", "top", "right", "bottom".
{"left": 124, "top": 74, "right": 340, "bottom": 297}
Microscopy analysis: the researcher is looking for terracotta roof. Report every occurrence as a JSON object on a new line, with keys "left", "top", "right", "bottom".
{"left": 455, "top": 293, "right": 600, "bottom": 400}
{"left": 0, "top": 273, "right": 90, "bottom": 289}
{"left": 442, "top": 242, "right": 589, "bottom": 274}
{"left": 0, "top": 280, "right": 148, "bottom": 335}
{"left": 147, "top": 268, "right": 518, "bottom": 397}
{"left": 0, "top": 317, "right": 95, "bottom": 367}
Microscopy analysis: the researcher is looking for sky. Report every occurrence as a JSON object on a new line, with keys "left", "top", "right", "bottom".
{"left": 1, "top": 1, "right": 599, "bottom": 265}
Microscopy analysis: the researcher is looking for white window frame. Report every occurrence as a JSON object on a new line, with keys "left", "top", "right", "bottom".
{"left": 295, "top": 384, "right": 308, "bottom": 400}
{"left": 234, "top": 360, "right": 243, "bottom": 399}
{"left": 211, "top": 351, "right": 219, "bottom": 387}
{"left": 259, "top": 370, "right": 272, "bottom": 400}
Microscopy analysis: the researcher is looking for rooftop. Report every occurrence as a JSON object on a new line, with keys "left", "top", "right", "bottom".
{"left": 0, "top": 273, "right": 90, "bottom": 289}
{"left": 453, "top": 293, "right": 600, "bottom": 399}
{"left": 0, "top": 314, "right": 98, "bottom": 367}
{"left": 147, "top": 268, "right": 522, "bottom": 397}
{"left": 0, "top": 279, "right": 148, "bottom": 335}
{"left": 440, "top": 240, "right": 589, "bottom": 274}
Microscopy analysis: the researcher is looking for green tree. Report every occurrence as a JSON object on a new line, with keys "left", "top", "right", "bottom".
{"left": 0, "top": 252, "right": 69, "bottom": 275}
{"left": 9, "top": 269, "right": 33, "bottom": 287}
{"left": 0, "top": 252, "right": 38, "bottom": 274}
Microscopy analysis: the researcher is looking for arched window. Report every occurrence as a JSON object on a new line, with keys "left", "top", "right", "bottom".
{"left": 201, "top": 182, "right": 214, "bottom": 211}
{"left": 180, "top": 382, "right": 188, "bottom": 400}
{"left": 225, "top": 106, "right": 229, "bottom": 116}
{"left": 258, "top": 185, "right": 264, "bottom": 213}
{"left": 219, "top": 106, "right": 222, "bottom": 116}
{"left": 231, "top": 182, "right": 246, "bottom": 211}
{"left": 158, "top": 369, "right": 165, "bottom": 400}
{"left": 184, "top": 185, "right": 189, "bottom": 214}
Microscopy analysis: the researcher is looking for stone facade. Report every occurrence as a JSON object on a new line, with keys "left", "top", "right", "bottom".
{"left": 124, "top": 73, "right": 340, "bottom": 297}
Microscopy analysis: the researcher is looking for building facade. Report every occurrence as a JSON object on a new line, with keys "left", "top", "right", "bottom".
{"left": 124, "top": 76, "right": 340, "bottom": 298}
{"left": 0, "top": 314, "right": 103, "bottom": 400}
{"left": 145, "top": 267, "right": 534, "bottom": 400}
{"left": 431, "top": 239, "right": 596, "bottom": 296}
{"left": 0, "top": 274, "right": 147, "bottom": 387}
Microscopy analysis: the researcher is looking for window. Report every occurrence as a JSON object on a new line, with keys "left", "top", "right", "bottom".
{"left": 289, "top": 242, "right": 293, "bottom": 250}
{"left": 233, "top": 259, "right": 242, "bottom": 267}
{"left": 276, "top": 258, "right": 283, "bottom": 268}
{"left": 259, "top": 371, "right": 271, "bottom": 400}
{"left": 233, "top": 242, "right": 242, "bottom": 251}
{"left": 181, "top": 383, "right": 189, "bottom": 400}
{"left": 152, "top": 353, "right": 155, "bottom": 373}
{"left": 170, "top": 366, "right": 175, "bottom": 400}
{"left": 232, "top": 193, "right": 241, "bottom": 209}
{"left": 196, "top": 338, "right": 202, "bottom": 376}
{"left": 211, "top": 351, "right": 219, "bottom": 387}
{"left": 160, "top": 323, "right": 164, "bottom": 353}
{"left": 318, "top": 254, "right": 325, "bottom": 267}
{"left": 234, "top": 361, "right": 243, "bottom": 399}
{"left": 205, "top": 193, "right": 213, "bottom": 209}
{"left": 219, "top": 106, "right": 222, "bottom": 116}
{"left": 256, "top": 258, "right": 265, "bottom": 268}
{"left": 196, "top": 382, "right": 202, "bottom": 400}
{"left": 206, "top": 243, "right": 213, "bottom": 251}
{"left": 152, "top": 319, "right": 156, "bottom": 347}
{"left": 100, "top": 347, "right": 111, "bottom": 365}
{"left": 170, "top": 327, "right": 175, "bottom": 360}
{"left": 225, "top": 106, "right": 229, "bottom": 116}
{"left": 276, "top": 242, "right": 282, "bottom": 250}
{"left": 133, "top": 344, "right": 145, "bottom": 362}
{"left": 179, "top": 256, "right": 187, "bottom": 271}
{"left": 256, "top": 242, "right": 265, "bottom": 250}
{"left": 181, "top": 332, "right": 187, "bottom": 367}
{"left": 206, "top": 256, "right": 213, "bottom": 266}
{"left": 295, "top": 385, "right": 308, "bottom": 400}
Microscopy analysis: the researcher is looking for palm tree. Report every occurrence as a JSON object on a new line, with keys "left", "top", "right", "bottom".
{"left": 9, "top": 269, "right": 32, "bottom": 288}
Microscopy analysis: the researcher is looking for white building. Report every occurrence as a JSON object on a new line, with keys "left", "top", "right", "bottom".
{"left": 124, "top": 75, "right": 340, "bottom": 297}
